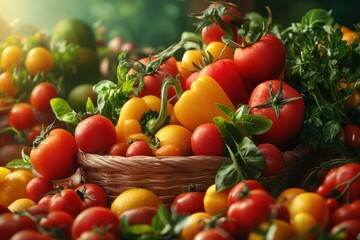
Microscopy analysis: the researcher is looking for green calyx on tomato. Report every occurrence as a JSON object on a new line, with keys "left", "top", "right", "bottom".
{"left": 213, "top": 104, "right": 272, "bottom": 192}
{"left": 251, "top": 80, "right": 302, "bottom": 118}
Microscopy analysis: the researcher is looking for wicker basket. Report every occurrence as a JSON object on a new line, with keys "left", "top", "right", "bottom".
{"left": 77, "top": 144, "right": 311, "bottom": 206}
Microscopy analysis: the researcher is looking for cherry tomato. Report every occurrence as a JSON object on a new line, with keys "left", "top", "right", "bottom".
{"left": 0, "top": 72, "right": 19, "bottom": 98}
{"left": 194, "top": 228, "right": 235, "bottom": 240}
{"left": 71, "top": 206, "right": 120, "bottom": 239}
{"left": 234, "top": 34, "right": 286, "bottom": 87}
{"left": 75, "top": 183, "right": 109, "bottom": 209}
{"left": 202, "top": 23, "right": 236, "bottom": 46}
{"left": 0, "top": 45, "right": 22, "bottom": 72}
{"left": 226, "top": 189, "right": 275, "bottom": 238}
{"left": 29, "top": 82, "right": 59, "bottom": 112}
{"left": 0, "top": 212, "right": 38, "bottom": 240}
{"left": 249, "top": 80, "right": 305, "bottom": 146}
{"left": 27, "top": 124, "right": 47, "bottom": 145}
{"left": 179, "top": 212, "right": 211, "bottom": 240}
{"left": 8, "top": 102, "right": 34, "bottom": 131}
{"left": 48, "top": 188, "right": 83, "bottom": 217}
{"left": 171, "top": 191, "right": 205, "bottom": 215}
{"left": 78, "top": 230, "right": 116, "bottom": 240}
{"left": 205, "top": 41, "right": 234, "bottom": 61}
{"left": 30, "top": 128, "right": 79, "bottom": 180}
{"left": 25, "top": 47, "right": 53, "bottom": 75}
{"left": 25, "top": 176, "right": 54, "bottom": 203}
{"left": 227, "top": 180, "right": 264, "bottom": 206}
{"left": 344, "top": 124, "right": 360, "bottom": 149}
{"left": 330, "top": 200, "right": 360, "bottom": 227}
{"left": 75, "top": 115, "right": 117, "bottom": 154}
{"left": 191, "top": 123, "right": 225, "bottom": 156}
{"left": 39, "top": 211, "right": 74, "bottom": 239}
{"left": 108, "top": 142, "right": 129, "bottom": 156}
{"left": 9, "top": 229, "right": 52, "bottom": 240}
{"left": 119, "top": 206, "right": 157, "bottom": 226}
{"left": 330, "top": 219, "right": 360, "bottom": 240}
{"left": 258, "top": 143, "right": 285, "bottom": 177}
{"left": 126, "top": 141, "right": 153, "bottom": 157}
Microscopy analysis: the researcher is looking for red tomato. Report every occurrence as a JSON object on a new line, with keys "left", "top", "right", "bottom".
{"left": 257, "top": 143, "right": 285, "bottom": 177}
{"left": 37, "top": 194, "right": 53, "bottom": 209}
{"left": 30, "top": 128, "right": 79, "bottom": 180}
{"left": 202, "top": 23, "right": 236, "bottom": 46}
{"left": 330, "top": 219, "right": 360, "bottom": 240}
{"left": 191, "top": 123, "right": 225, "bottom": 156}
{"left": 25, "top": 176, "right": 54, "bottom": 202}
{"left": 39, "top": 211, "right": 74, "bottom": 239}
{"left": 108, "top": 142, "right": 129, "bottom": 156}
{"left": 75, "top": 183, "right": 109, "bottom": 209}
{"left": 227, "top": 180, "right": 264, "bottom": 206}
{"left": 186, "top": 59, "right": 250, "bottom": 106}
{"left": 0, "top": 213, "right": 38, "bottom": 240}
{"left": 0, "top": 205, "right": 10, "bottom": 214}
{"left": 317, "top": 163, "right": 360, "bottom": 203}
{"left": 129, "top": 56, "right": 180, "bottom": 104}
{"left": 331, "top": 200, "right": 360, "bottom": 227}
{"left": 194, "top": 228, "right": 235, "bottom": 240}
{"left": 8, "top": 230, "right": 52, "bottom": 240}
{"left": 234, "top": 34, "right": 286, "bottom": 87}
{"left": 30, "top": 82, "right": 58, "bottom": 112}
{"left": 171, "top": 191, "right": 205, "bottom": 215}
{"left": 75, "top": 115, "right": 117, "bottom": 154}
{"left": 249, "top": 80, "right": 305, "bottom": 146}
{"left": 78, "top": 231, "right": 116, "bottom": 240}
{"left": 8, "top": 102, "right": 34, "bottom": 130}
{"left": 205, "top": 2, "right": 241, "bottom": 24}
{"left": 126, "top": 141, "right": 153, "bottom": 157}
{"left": 270, "top": 203, "right": 290, "bottom": 223}
{"left": 71, "top": 206, "right": 120, "bottom": 239}
{"left": 48, "top": 188, "right": 83, "bottom": 217}
{"left": 119, "top": 206, "right": 157, "bottom": 226}
{"left": 226, "top": 189, "right": 275, "bottom": 238}
{"left": 344, "top": 124, "right": 360, "bottom": 149}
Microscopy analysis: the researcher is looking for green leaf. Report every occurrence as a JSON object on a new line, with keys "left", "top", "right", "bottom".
{"left": 234, "top": 114, "right": 272, "bottom": 136}
{"left": 300, "top": 9, "right": 333, "bottom": 29}
{"left": 216, "top": 103, "right": 235, "bottom": 118}
{"left": 322, "top": 120, "right": 340, "bottom": 143}
{"left": 215, "top": 158, "right": 242, "bottom": 192}
{"left": 213, "top": 117, "right": 241, "bottom": 148}
{"left": 85, "top": 97, "right": 95, "bottom": 113}
{"left": 6, "top": 158, "right": 32, "bottom": 169}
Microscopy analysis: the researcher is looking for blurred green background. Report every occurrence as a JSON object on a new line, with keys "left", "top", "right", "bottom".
{"left": 0, "top": 0, "right": 359, "bottom": 48}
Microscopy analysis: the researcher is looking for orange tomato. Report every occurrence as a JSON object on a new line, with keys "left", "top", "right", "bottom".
{"left": 178, "top": 212, "right": 211, "bottom": 240}
{"left": 0, "top": 72, "right": 19, "bottom": 98}
{"left": 0, "top": 45, "right": 22, "bottom": 72}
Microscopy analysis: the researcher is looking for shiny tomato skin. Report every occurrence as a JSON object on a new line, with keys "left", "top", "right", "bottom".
{"left": 39, "top": 211, "right": 74, "bottom": 239}
{"left": 75, "top": 183, "right": 109, "bottom": 209}
{"left": 25, "top": 176, "right": 54, "bottom": 203}
{"left": 126, "top": 141, "right": 152, "bottom": 157}
{"left": 191, "top": 123, "right": 225, "bottom": 156}
{"left": 8, "top": 230, "right": 52, "bottom": 240}
{"left": 330, "top": 219, "right": 360, "bottom": 240}
{"left": 30, "top": 128, "right": 79, "bottom": 180}
{"left": 345, "top": 124, "right": 360, "bottom": 149}
{"left": 194, "top": 228, "right": 235, "bottom": 240}
{"left": 249, "top": 80, "right": 305, "bottom": 146}
{"left": 29, "top": 82, "right": 58, "bottom": 112}
{"left": 234, "top": 34, "right": 286, "bottom": 87}
{"left": 8, "top": 103, "right": 34, "bottom": 131}
{"left": 48, "top": 189, "right": 83, "bottom": 217}
{"left": 71, "top": 206, "right": 120, "bottom": 239}
{"left": 227, "top": 180, "right": 264, "bottom": 206}
{"left": 171, "top": 192, "right": 205, "bottom": 215}
{"left": 202, "top": 23, "right": 236, "bottom": 46}
{"left": 226, "top": 189, "right": 275, "bottom": 238}
{"left": 0, "top": 213, "right": 38, "bottom": 240}
{"left": 258, "top": 143, "right": 285, "bottom": 177}
{"left": 331, "top": 200, "right": 360, "bottom": 227}
{"left": 75, "top": 115, "right": 117, "bottom": 154}
{"left": 119, "top": 206, "right": 157, "bottom": 226}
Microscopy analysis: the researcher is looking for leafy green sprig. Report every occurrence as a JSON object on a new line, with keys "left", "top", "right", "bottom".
{"left": 281, "top": 9, "right": 360, "bottom": 151}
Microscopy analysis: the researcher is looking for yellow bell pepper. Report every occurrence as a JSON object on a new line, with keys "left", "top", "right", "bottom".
{"left": 174, "top": 76, "right": 236, "bottom": 132}
{"left": 115, "top": 95, "right": 174, "bottom": 143}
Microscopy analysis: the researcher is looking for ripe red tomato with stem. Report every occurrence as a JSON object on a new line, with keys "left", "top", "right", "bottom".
{"left": 75, "top": 115, "right": 117, "bottom": 154}
{"left": 71, "top": 206, "right": 120, "bottom": 240}
{"left": 249, "top": 80, "right": 305, "bottom": 147}
{"left": 226, "top": 189, "right": 275, "bottom": 238}
{"left": 330, "top": 200, "right": 360, "bottom": 227}
{"left": 48, "top": 188, "right": 83, "bottom": 217}
{"left": 227, "top": 180, "right": 264, "bottom": 206}
{"left": 108, "top": 142, "right": 129, "bottom": 156}
{"left": 0, "top": 212, "right": 38, "bottom": 240}
{"left": 257, "top": 143, "right": 285, "bottom": 177}
{"left": 330, "top": 220, "right": 360, "bottom": 240}
{"left": 233, "top": 34, "right": 286, "bottom": 87}
{"left": 30, "top": 128, "right": 79, "bottom": 180}
{"left": 191, "top": 123, "right": 225, "bottom": 156}
{"left": 75, "top": 183, "right": 109, "bottom": 209}
{"left": 202, "top": 23, "right": 237, "bottom": 46}
{"left": 171, "top": 190, "right": 205, "bottom": 215}
{"left": 30, "top": 82, "right": 59, "bottom": 112}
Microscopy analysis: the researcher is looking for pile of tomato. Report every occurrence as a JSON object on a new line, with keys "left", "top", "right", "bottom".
{"left": 0, "top": 1, "right": 360, "bottom": 239}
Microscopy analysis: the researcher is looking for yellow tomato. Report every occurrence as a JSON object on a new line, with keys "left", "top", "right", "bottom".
{"left": 0, "top": 168, "right": 36, "bottom": 207}
{"left": 25, "top": 47, "right": 53, "bottom": 75}
{"left": 203, "top": 184, "right": 231, "bottom": 216}
{"left": 205, "top": 41, "right": 234, "bottom": 61}
{"left": 0, "top": 45, "right": 22, "bottom": 72}
{"left": 181, "top": 49, "right": 204, "bottom": 73}
{"left": 155, "top": 124, "right": 192, "bottom": 156}
{"left": 248, "top": 219, "right": 295, "bottom": 240}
